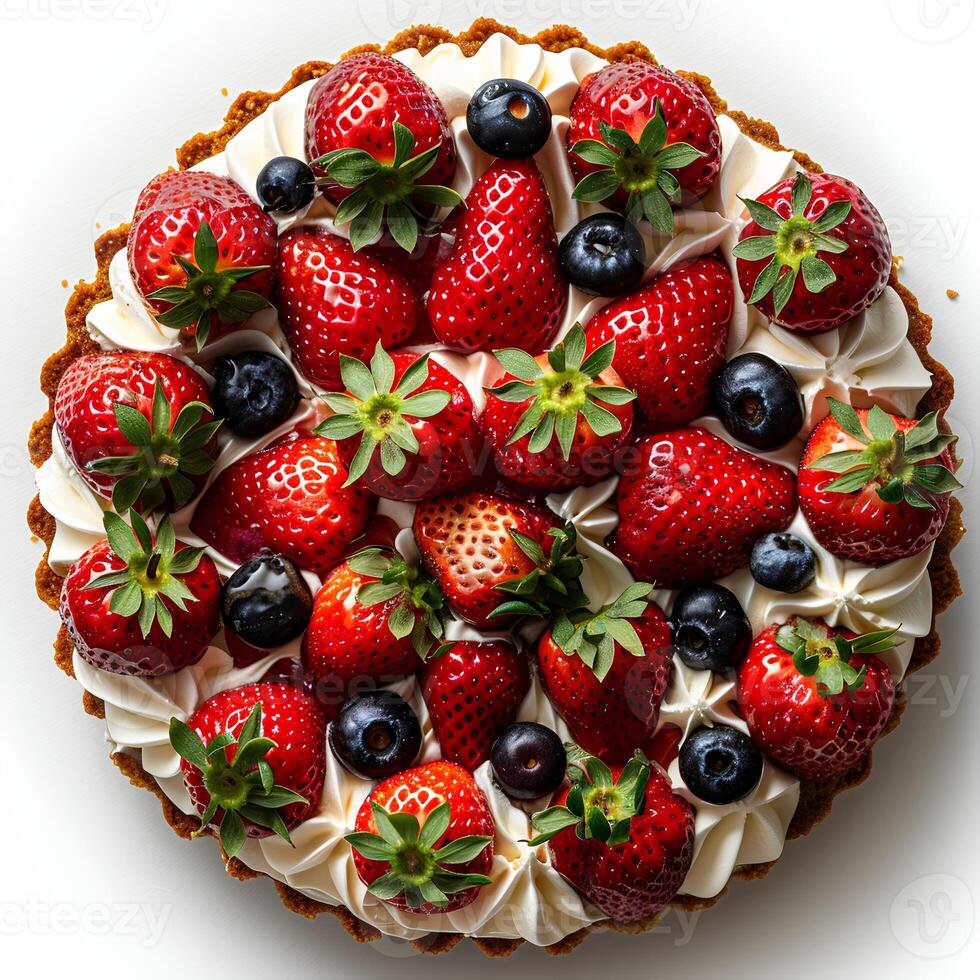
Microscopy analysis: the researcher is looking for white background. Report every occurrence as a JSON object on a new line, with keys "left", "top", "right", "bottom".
{"left": 0, "top": 0, "right": 977, "bottom": 975}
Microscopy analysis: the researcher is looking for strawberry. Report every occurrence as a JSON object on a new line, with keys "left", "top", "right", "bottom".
{"left": 537, "top": 585, "right": 672, "bottom": 765}
{"left": 190, "top": 434, "right": 375, "bottom": 576}
{"left": 305, "top": 53, "right": 459, "bottom": 252}
{"left": 799, "top": 399, "right": 960, "bottom": 565}
{"left": 315, "top": 345, "right": 482, "bottom": 501}
{"left": 426, "top": 159, "right": 567, "bottom": 354}
{"left": 346, "top": 760, "right": 494, "bottom": 914}
{"left": 275, "top": 227, "right": 420, "bottom": 389}
{"left": 733, "top": 172, "right": 891, "bottom": 333}
{"left": 170, "top": 684, "right": 326, "bottom": 857}
{"left": 481, "top": 323, "right": 635, "bottom": 491}
{"left": 421, "top": 640, "right": 531, "bottom": 770}
{"left": 584, "top": 255, "right": 733, "bottom": 425}
{"left": 127, "top": 170, "right": 276, "bottom": 348}
{"left": 413, "top": 490, "right": 586, "bottom": 628}
{"left": 54, "top": 351, "right": 219, "bottom": 514}
{"left": 737, "top": 619, "right": 897, "bottom": 780}
{"left": 614, "top": 428, "right": 797, "bottom": 587}
{"left": 302, "top": 547, "right": 448, "bottom": 716}
{"left": 566, "top": 62, "right": 721, "bottom": 233}
{"left": 529, "top": 751, "right": 694, "bottom": 922}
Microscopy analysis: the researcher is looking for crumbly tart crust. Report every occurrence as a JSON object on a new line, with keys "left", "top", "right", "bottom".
{"left": 27, "top": 18, "right": 963, "bottom": 957}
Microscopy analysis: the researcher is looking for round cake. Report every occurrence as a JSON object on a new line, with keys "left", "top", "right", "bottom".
{"left": 28, "top": 19, "right": 964, "bottom": 956}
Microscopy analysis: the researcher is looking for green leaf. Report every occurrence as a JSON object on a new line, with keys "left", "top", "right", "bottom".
{"left": 413, "top": 185, "right": 463, "bottom": 208}
{"left": 434, "top": 835, "right": 491, "bottom": 865}
{"left": 369, "top": 343, "right": 396, "bottom": 394}
{"left": 401, "top": 389, "right": 451, "bottom": 419}
{"left": 747, "top": 256, "right": 781, "bottom": 304}
{"left": 578, "top": 338, "right": 615, "bottom": 378}
{"left": 571, "top": 139, "right": 620, "bottom": 167}
{"left": 193, "top": 221, "right": 220, "bottom": 273}
{"left": 772, "top": 267, "right": 799, "bottom": 316}
{"left": 357, "top": 581, "right": 404, "bottom": 606}
{"left": 904, "top": 412, "right": 940, "bottom": 452}
{"left": 506, "top": 401, "right": 544, "bottom": 444}
{"left": 527, "top": 805, "right": 581, "bottom": 846}
{"left": 732, "top": 235, "right": 778, "bottom": 261}
{"left": 219, "top": 810, "right": 246, "bottom": 858}
{"left": 393, "top": 354, "right": 431, "bottom": 397}
{"left": 572, "top": 169, "right": 622, "bottom": 203}
{"left": 587, "top": 385, "right": 635, "bottom": 406}
{"left": 169, "top": 717, "right": 207, "bottom": 769}
{"left": 638, "top": 108, "right": 667, "bottom": 155}
{"left": 808, "top": 449, "right": 869, "bottom": 473}
{"left": 801, "top": 254, "right": 836, "bottom": 294}
{"left": 555, "top": 412, "right": 577, "bottom": 461}
{"left": 827, "top": 398, "right": 871, "bottom": 444}
{"left": 486, "top": 379, "right": 538, "bottom": 403}
{"left": 812, "top": 200, "right": 852, "bottom": 233}
{"left": 913, "top": 464, "right": 962, "bottom": 494}
{"left": 315, "top": 414, "right": 364, "bottom": 440}
{"left": 113, "top": 403, "right": 152, "bottom": 447}
{"left": 109, "top": 580, "right": 142, "bottom": 618}
{"left": 812, "top": 232, "right": 849, "bottom": 255}
{"left": 493, "top": 348, "right": 543, "bottom": 381}
{"left": 866, "top": 405, "right": 897, "bottom": 441}
{"left": 365, "top": 872, "right": 405, "bottom": 901}
{"left": 561, "top": 324, "right": 587, "bottom": 371}
{"left": 325, "top": 150, "right": 382, "bottom": 187}
{"left": 790, "top": 173, "right": 813, "bottom": 216}
{"left": 598, "top": 120, "right": 634, "bottom": 153}
{"left": 508, "top": 528, "right": 546, "bottom": 566}
{"left": 387, "top": 601, "right": 416, "bottom": 639}
{"left": 655, "top": 141, "right": 704, "bottom": 170}
{"left": 333, "top": 186, "right": 373, "bottom": 226}
{"left": 741, "top": 196, "right": 784, "bottom": 232}
{"left": 339, "top": 354, "right": 377, "bottom": 401}
{"left": 580, "top": 398, "right": 622, "bottom": 438}
{"left": 823, "top": 466, "right": 875, "bottom": 493}
{"left": 641, "top": 187, "right": 673, "bottom": 235}
{"left": 418, "top": 801, "right": 451, "bottom": 849}
{"left": 386, "top": 201, "right": 418, "bottom": 253}
{"left": 343, "top": 434, "right": 379, "bottom": 486}
{"left": 392, "top": 121, "right": 415, "bottom": 167}
{"left": 102, "top": 511, "right": 138, "bottom": 562}
{"left": 527, "top": 413, "right": 556, "bottom": 454}
{"left": 349, "top": 199, "right": 384, "bottom": 251}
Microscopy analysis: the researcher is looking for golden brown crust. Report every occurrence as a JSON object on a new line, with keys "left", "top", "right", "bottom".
{"left": 27, "top": 17, "right": 963, "bottom": 956}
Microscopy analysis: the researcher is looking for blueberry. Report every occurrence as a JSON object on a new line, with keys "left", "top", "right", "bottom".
{"left": 491, "top": 722, "right": 566, "bottom": 801}
{"left": 679, "top": 725, "right": 763, "bottom": 805}
{"left": 750, "top": 533, "right": 816, "bottom": 593}
{"left": 712, "top": 353, "right": 804, "bottom": 450}
{"left": 221, "top": 553, "right": 313, "bottom": 649}
{"left": 558, "top": 213, "right": 645, "bottom": 297}
{"left": 670, "top": 584, "right": 751, "bottom": 672}
{"left": 466, "top": 78, "right": 552, "bottom": 159}
{"left": 329, "top": 691, "right": 422, "bottom": 780}
{"left": 256, "top": 156, "right": 316, "bottom": 214}
{"left": 211, "top": 351, "right": 299, "bottom": 438}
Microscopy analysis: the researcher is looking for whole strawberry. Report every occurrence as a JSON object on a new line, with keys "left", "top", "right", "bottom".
{"left": 190, "top": 434, "right": 375, "bottom": 576}
{"left": 799, "top": 400, "right": 959, "bottom": 565}
{"left": 733, "top": 172, "right": 891, "bottom": 333}
{"left": 276, "top": 228, "right": 420, "bottom": 389}
{"left": 54, "top": 351, "right": 219, "bottom": 513}
{"left": 529, "top": 751, "right": 694, "bottom": 922}
{"left": 128, "top": 170, "right": 276, "bottom": 348}
{"left": 614, "top": 428, "right": 797, "bottom": 587}
{"left": 427, "top": 159, "right": 567, "bottom": 354}
{"left": 346, "top": 760, "right": 494, "bottom": 914}
{"left": 584, "top": 255, "right": 733, "bottom": 425}
{"left": 481, "top": 323, "right": 635, "bottom": 492}
{"left": 567, "top": 62, "right": 721, "bottom": 233}
{"left": 737, "top": 619, "right": 897, "bottom": 780}
{"left": 61, "top": 511, "right": 220, "bottom": 677}
{"left": 315, "top": 345, "right": 482, "bottom": 501}
{"left": 171, "top": 684, "right": 326, "bottom": 857}
{"left": 421, "top": 641, "right": 530, "bottom": 770}
{"left": 537, "top": 585, "right": 671, "bottom": 765}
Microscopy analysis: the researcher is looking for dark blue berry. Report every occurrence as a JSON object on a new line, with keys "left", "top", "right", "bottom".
{"left": 679, "top": 725, "right": 763, "bottom": 805}
{"left": 329, "top": 691, "right": 422, "bottom": 780}
{"left": 256, "top": 156, "right": 316, "bottom": 214}
{"left": 750, "top": 533, "right": 816, "bottom": 593}
{"left": 712, "top": 353, "right": 804, "bottom": 450}
{"left": 670, "top": 584, "right": 751, "bottom": 672}
{"left": 466, "top": 78, "right": 552, "bottom": 159}
{"left": 211, "top": 351, "right": 299, "bottom": 438}
{"left": 491, "top": 722, "right": 566, "bottom": 801}
{"left": 221, "top": 553, "right": 313, "bottom": 649}
{"left": 558, "top": 212, "right": 645, "bottom": 296}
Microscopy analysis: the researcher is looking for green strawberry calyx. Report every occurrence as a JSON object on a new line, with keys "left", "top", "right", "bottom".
{"left": 527, "top": 748, "right": 650, "bottom": 847}
{"left": 345, "top": 801, "right": 492, "bottom": 910}
{"left": 169, "top": 701, "right": 309, "bottom": 859}
{"left": 485, "top": 324, "right": 635, "bottom": 461}
{"left": 732, "top": 173, "right": 853, "bottom": 316}
{"left": 315, "top": 344, "right": 451, "bottom": 488}
{"left": 348, "top": 546, "right": 450, "bottom": 659}
{"left": 84, "top": 510, "right": 206, "bottom": 639}
{"left": 549, "top": 583, "right": 655, "bottom": 681}
{"left": 146, "top": 220, "right": 271, "bottom": 350}
{"left": 570, "top": 102, "right": 705, "bottom": 235}
{"left": 809, "top": 398, "right": 961, "bottom": 511}
{"left": 775, "top": 618, "right": 898, "bottom": 697}
{"left": 86, "top": 378, "right": 221, "bottom": 514}
{"left": 313, "top": 121, "right": 463, "bottom": 253}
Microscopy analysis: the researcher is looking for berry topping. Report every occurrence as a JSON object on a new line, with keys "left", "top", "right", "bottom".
{"left": 558, "top": 212, "right": 646, "bottom": 296}
{"left": 328, "top": 690, "right": 423, "bottom": 780}
{"left": 211, "top": 351, "right": 300, "bottom": 438}
{"left": 750, "top": 533, "right": 817, "bottom": 593}
{"left": 221, "top": 553, "right": 313, "bottom": 649}
{"left": 490, "top": 723, "right": 567, "bottom": 801}
{"left": 466, "top": 78, "right": 553, "bottom": 159}
{"left": 669, "top": 583, "right": 752, "bottom": 672}
{"left": 256, "top": 155, "right": 316, "bottom": 214}
{"left": 678, "top": 725, "right": 763, "bottom": 805}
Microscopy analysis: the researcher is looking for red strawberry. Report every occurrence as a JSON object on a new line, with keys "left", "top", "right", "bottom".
{"left": 54, "top": 351, "right": 219, "bottom": 514}
{"left": 537, "top": 585, "right": 672, "bottom": 765}
{"left": 413, "top": 490, "right": 586, "bottom": 628}
{"left": 171, "top": 683, "right": 326, "bottom": 857}
{"left": 315, "top": 346, "right": 482, "bottom": 501}
{"left": 614, "top": 428, "right": 797, "bottom": 587}
{"left": 799, "top": 400, "right": 959, "bottom": 565}
{"left": 529, "top": 751, "right": 694, "bottom": 922}
{"left": 346, "top": 760, "right": 494, "bottom": 914}
{"left": 566, "top": 62, "right": 721, "bottom": 232}
{"left": 61, "top": 511, "right": 220, "bottom": 677}
{"left": 733, "top": 172, "right": 891, "bottom": 333}
{"left": 128, "top": 170, "right": 277, "bottom": 347}
{"left": 584, "top": 255, "right": 733, "bottom": 425}
{"left": 481, "top": 323, "right": 635, "bottom": 491}
{"left": 275, "top": 227, "right": 420, "bottom": 389}
{"left": 426, "top": 159, "right": 567, "bottom": 354}
{"left": 421, "top": 640, "right": 530, "bottom": 770}
{"left": 190, "top": 434, "right": 375, "bottom": 576}
{"left": 737, "top": 619, "right": 897, "bottom": 780}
